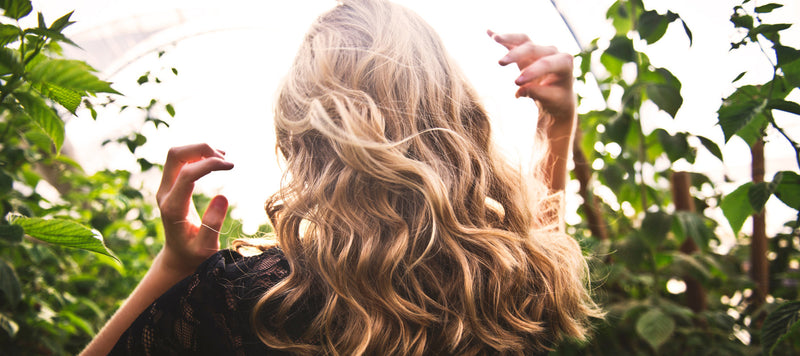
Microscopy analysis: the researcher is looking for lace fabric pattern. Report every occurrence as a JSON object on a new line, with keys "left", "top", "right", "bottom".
{"left": 109, "top": 248, "right": 291, "bottom": 356}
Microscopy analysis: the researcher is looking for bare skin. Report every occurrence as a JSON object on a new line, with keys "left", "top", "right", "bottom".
{"left": 81, "top": 32, "right": 578, "bottom": 355}
{"left": 80, "top": 144, "right": 233, "bottom": 355}
{"left": 489, "top": 30, "right": 578, "bottom": 195}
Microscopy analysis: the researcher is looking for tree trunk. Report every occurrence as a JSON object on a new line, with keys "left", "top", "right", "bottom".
{"left": 750, "top": 138, "right": 768, "bottom": 309}
{"left": 670, "top": 171, "right": 706, "bottom": 313}
{"left": 572, "top": 131, "right": 608, "bottom": 241}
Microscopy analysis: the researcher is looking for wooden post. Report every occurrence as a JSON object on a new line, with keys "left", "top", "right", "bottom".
{"left": 750, "top": 138, "right": 768, "bottom": 309}
{"left": 670, "top": 171, "right": 707, "bottom": 312}
{"left": 572, "top": 132, "right": 609, "bottom": 241}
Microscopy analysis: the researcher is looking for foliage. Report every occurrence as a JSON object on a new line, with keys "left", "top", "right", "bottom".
{"left": 555, "top": 0, "right": 800, "bottom": 355}
{"left": 0, "top": 0, "right": 178, "bottom": 353}
{"left": 0, "top": 0, "right": 798, "bottom": 355}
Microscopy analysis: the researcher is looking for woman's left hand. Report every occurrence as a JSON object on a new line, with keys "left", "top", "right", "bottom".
{"left": 155, "top": 143, "right": 234, "bottom": 276}
{"left": 489, "top": 30, "right": 576, "bottom": 121}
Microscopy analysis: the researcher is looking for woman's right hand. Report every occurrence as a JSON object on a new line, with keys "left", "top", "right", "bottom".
{"left": 488, "top": 30, "right": 576, "bottom": 122}
{"left": 155, "top": 143, "right": 234, "bottom": 277}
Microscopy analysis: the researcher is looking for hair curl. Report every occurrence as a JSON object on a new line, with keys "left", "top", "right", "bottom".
{"left": 246, "top": 0, "right": 600, "bottom": 354}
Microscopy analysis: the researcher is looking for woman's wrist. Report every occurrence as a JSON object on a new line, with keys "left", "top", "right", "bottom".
{"left": 155, "top": 248, "right": 199, "bottom": 283}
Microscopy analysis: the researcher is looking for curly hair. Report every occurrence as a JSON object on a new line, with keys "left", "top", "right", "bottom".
{"left": 246, "top": 0, "right": 599, "bottom": 354}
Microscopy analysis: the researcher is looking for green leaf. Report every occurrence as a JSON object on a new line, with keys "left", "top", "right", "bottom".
{"left": 670, "top": 252, "right": 712, "bottom": 282}
{"left": 646, "top": 84, "right": 682, "bottom": 118}
{"left": 616, "top": 231, "right": 649, "bottom": 267}
{"left": 731, "top": 13, "right": 754, "bottom": 30}
{"left": 36, "top": 83, "right": 82, "bottom": 113}
{"left": 721, "top": 182, "right": 754, "bottom": 235}
{"left": 49, "top": 11, "right": 74, "bottom": 32}
{"left": 774, "top": 44, "right": 800, "bottom": 68}
{"left": 165, "top": 103, "right": 175, "bottom": 117}
{"left": 171, "top": 67, "right": 178, "bottom": 75}
{"left": 0, "top": 224, "right": 23, "bottom": 243}
{"left": 0, "top": 0, "right": 32, "bottom": 20}
{"left": 138, "top": 158, "right": 154, "bottom": 171}
{"left": 755, "top": 3, "right": 783, "bottom": 13}
{"left": 732, "top": 71, "right": 747, "bottom": 83}
{"left": 0, "top": 170, "right": 11, "bottom": 195}
{"left": 636, "top": 308, "right": 675, "bottom": 351}
{"left": 638, "top": 10, "right": 678, "bottom": 44}
{"left": 782, "top": 59, "right": 800, "bottom": 88}
{"left": 697, "top": 136, "right": 723, "bottom": 161}
{"left": 638, "top": 10, "right": 669, "bottom": 44}
{"left": 0, "top": 258, "right": 21, "bottom": 308}
{"left": 61, "top": 311, "right": 94, "bottom": 337}
{"left": 7, "top": 213, "right": 119, "bottom": 262}
{"left": 0, "top": 47, "right": 22, "bottom": 76}
{"left": 673, "top": 211, "right": 714, "bottom": 247}
{"left": 751, "top": 24, "right": 792, "bottom": 41}
{"left": 602, "top": 163, "right": 625, "bottom": 191}
{"left": 24, "top": 128, "right": 52, "bottom": 152}
{"left": 774, "top": 171, "right": 800, "bottom": 210}
{"left": 604, "top": 113, "right": 631, "bottom": 145}
{"left": 735, "top": 112, "right": 768, "bottom": 146}
{"left": 0, "top": 23, "right": 19, "bottom": 46}
{"left": 22, "top": 27, "right": 79, "bottom": 48}
{"left": 26, "top": 58, "right": 119, "bottom": 94}
{"left": 606, "top": 36, "right": 636, "bottom": 62}
{"left": 762, "top": 301, "right": 800, "bottom": 356}
{"left": 656, "top": 130, "right": 690, "bottom": 162}
{"left": 681, "top": 19, "right": 693, "bottom": 45}
{"left": 146, "top": 117, "right": 170, "bottom": 129}
{"left": 36, "top": 11, "right": 44, "bottom": 28}
{"left": 13, "top": 90, "right": 64, "bottom": 152}
{"left": 717, "top": 85, "right": 767, "bottom": 143}
{"left": 606, "top": 1, "right": 632, "bottom": 35}
{"left": 641, "top": 211, "right": 672, "bottom": 247}
{"left": 0, "top": 312, "right": 18, "bottom": 338}
{"left": 769, "top": 99, "right": 800, "bottom": 116}
{"left": 600, "top": 52, "right": 624, "bottom": 77}
{"left": 748, "top": 181, "right": 777, "bottom": 213}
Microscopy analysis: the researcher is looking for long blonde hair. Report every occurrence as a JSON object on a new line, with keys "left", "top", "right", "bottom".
{"left": 249, "top": 0, "right": 599, "bottom": 354}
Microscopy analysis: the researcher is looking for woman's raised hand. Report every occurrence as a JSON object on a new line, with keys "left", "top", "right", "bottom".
{"left": 489, "top": 30, "right": 576, "bottom": 120}
{"left": 155, "top": 143, "right": 234, "bottom": 276}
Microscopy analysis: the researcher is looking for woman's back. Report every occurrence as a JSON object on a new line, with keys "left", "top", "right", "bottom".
{"left": 254, "top": 0, "right": 598, "bottom": 354}
{"left": 83, "top": 1, "right": 599, "bottom": 355}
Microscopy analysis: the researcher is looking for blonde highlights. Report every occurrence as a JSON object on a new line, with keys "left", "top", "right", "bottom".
{"left": 250, "top": 0, "right": 599, "bottom": 354}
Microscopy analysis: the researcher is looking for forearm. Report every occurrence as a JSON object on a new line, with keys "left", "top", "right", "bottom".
{"left": 80, "top": 251, "right": 190, "bottom": 355}
{"left": 538, "top": 103, "right": 577, "bottom": 194}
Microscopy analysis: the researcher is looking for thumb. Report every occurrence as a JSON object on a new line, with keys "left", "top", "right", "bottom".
{"left": 198, "top": 195, "right": 228, "bottom": 246}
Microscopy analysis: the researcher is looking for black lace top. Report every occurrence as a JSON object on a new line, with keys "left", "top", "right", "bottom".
{"left": 109, "top": 248, "right": 292, "bottom": 355}
{"left": 109, "top": 248, "right": 550, "bottom": 355}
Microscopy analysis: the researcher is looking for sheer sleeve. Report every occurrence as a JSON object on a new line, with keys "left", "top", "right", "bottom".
{"left": 108, "top": 248, "right": 291, "bottom": 356}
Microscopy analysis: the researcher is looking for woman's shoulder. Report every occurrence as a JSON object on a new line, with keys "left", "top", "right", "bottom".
{"left": 109, "top": 248, "right": 292, "bottom": 355}
{"left": 198, "top": 247, "right": 291, "bottom": 299}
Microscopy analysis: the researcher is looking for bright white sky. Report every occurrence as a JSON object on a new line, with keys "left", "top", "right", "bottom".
{"left": 31, "top": 0, "right": 800, "bottom": 238}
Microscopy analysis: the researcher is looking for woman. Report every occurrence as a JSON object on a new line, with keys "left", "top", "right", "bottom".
{"left": 83, "top": 0, "right": 599, "bottom": 354}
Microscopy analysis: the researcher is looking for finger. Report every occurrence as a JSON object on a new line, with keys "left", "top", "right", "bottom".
{"left": 514, "top": 53, "right": 573, "bottom": 86}
{"left": 515, "top": 84, "right": 568, "bottom": 104}
{"left": 500, "top": 43, "right": 559, "bottom": 68}
{"left": 488, "top": 30, "right": 530, "bottom": 50}
{"left": 196, "top": 195, "right": 228, "bottom": 252}
{"left": 157, "top": 144, "right": 226, "bottom": 202}
{"left": 161, "top": 158, "right": 234, "bottom": 216}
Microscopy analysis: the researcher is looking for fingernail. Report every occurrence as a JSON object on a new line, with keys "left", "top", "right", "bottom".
{"left": 499, "top": 55, "right": 511, "bottom": 64}
{"left": 515, "top": 74, "right": 526, "bottom": 85}
{"left": 209, "top": 195, "right": 228, "bottom": 211}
